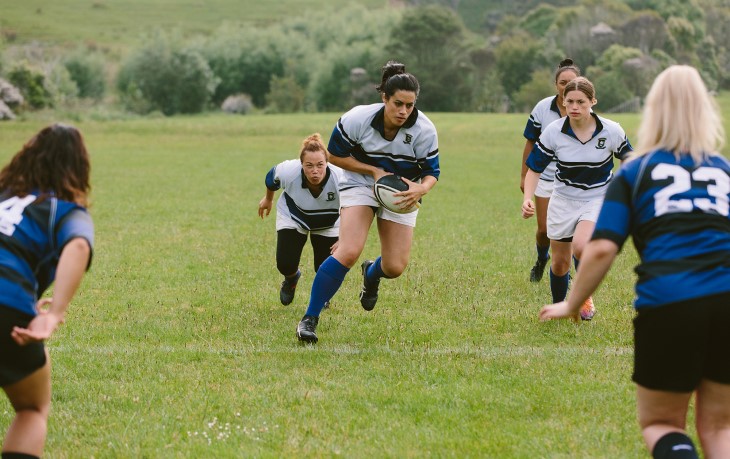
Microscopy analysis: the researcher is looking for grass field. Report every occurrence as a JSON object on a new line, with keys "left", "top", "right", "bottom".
{"left": 0, "top": 110, "right": 666, "bottom": 457}
{"left": 0, "top": 0, "right": 387, "bottom": 51}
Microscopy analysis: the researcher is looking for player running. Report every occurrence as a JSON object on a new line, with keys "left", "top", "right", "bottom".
{"left": 296, "top": 60, "right": 440, "bottom": 343}
{"left": 522, "top": 77, "right": 632, "bottom": 320}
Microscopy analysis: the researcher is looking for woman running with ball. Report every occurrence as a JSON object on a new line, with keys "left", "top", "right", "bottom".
{"left": 296, "top": 60, "right": 441, "bottom": 343}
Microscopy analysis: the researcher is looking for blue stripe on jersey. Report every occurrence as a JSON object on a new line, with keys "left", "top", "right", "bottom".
{"left": 525, "top": 140, "right": 553, "bottom": 173}
{"left": 282, "top": 193, "right": 339, "bottom": 231}
{"left": 0, "top": 195, "right": 94, "bottom": 316}
{"left": 328, "top": 109, "right": 441, "bottom": 181}
{"left": 523, "top": 116, "right": 541, "bottom": 141}
{"left": 265, "top": 166, "right": 280, "bottom": 191}
{"left": 593, "top": 149, "right": 730, "bottom": 309}
{"left": 556, "top": 154, "right": 614, "bottom": 190}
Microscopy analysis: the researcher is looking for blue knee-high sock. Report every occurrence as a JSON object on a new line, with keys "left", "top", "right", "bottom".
{"left": 305, "top": 256, "right": 350, "bottom": 317}
{"left": 549, "top": 269, "right": 570, "bottom": 303}
{"left": 366, "top": 256, "right": 391, "bottom": 283}
{"left": 536, "top": 244, "right": 550, "bottom": 261}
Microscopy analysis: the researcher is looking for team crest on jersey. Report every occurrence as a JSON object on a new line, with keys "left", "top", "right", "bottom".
{"left": 403, "top": 133, "right": 412, "bottom": 145}
{"left": 596, "top": 138, "right": 607, "bottom": 149}
{"left": 327, "top": 192, "right": 336, "bottom": 201}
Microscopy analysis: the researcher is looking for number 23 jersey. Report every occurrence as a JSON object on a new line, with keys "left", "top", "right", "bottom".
{"left": 593, "top": 150, "right": 730, "bottom": 309}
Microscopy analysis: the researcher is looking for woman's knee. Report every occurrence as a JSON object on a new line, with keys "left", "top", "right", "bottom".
{"left": 381, "top": 258, "right": 408, "bottom": 278}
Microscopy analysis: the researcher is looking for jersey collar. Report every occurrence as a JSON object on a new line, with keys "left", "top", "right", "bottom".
{"left": 549, "top": 96, "right": 561, "bottom": 115}
{"left": 561, "top": 113, "right": 604, "bottom": 141}
{"left": 371, "top": 105, "right": 419, "bottom": 138}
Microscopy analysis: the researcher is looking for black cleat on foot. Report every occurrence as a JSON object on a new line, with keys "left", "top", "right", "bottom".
{"left": 359, "top": 260, "right": 380, "bottom": 311}
{"left": 280, "top": 270, "right": 301, "bottom": 305}
{"left": 529, "top": 255, "right": 550, "bottom": 283}
{"left": 296, "top": 315, "right": 319, "bottom": 343}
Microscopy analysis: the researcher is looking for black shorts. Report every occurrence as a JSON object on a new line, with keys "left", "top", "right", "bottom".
{"left": 0, "top": 306, "right": 47, "bottom": 387}
{"left": 633, "top": 292, "right": 730, "bottom": 392}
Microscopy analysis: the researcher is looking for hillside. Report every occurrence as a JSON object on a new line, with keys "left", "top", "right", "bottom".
{"left": 0, "top": 0, "right": 387, "bottom": 51}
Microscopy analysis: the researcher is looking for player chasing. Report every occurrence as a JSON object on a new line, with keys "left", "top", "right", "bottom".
{"left": 540, "top": 65, "right": 730, "bottom": 459}
{"left": 296, "top": 60, "right": 440, "bottom": 343}
{"left": 522, "top": 76, "right": 632, "bottom": 320}
{"left": 0, "top": 124, "right": 94, "bottom": 459}
{"left": 519, "top": 59, "right": 581, "bottom": 283}
{"left": 258, "top": 133, "right": 342, "bottom": 307}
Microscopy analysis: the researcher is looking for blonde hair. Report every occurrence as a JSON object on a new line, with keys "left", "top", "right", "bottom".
{"left": 299, "top": 133, "right": 327, "bottom": 162}
{"left": 632, "top": 65, "right": 725, "bottom": 163}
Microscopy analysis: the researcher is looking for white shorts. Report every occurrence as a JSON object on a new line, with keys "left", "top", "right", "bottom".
{"left": 547, "top": 194, "right": 603, "bottom": 240}
{"left": 535, "top": 178, "right": 554, "bottom": 199}
{"left": 275, "top": 213, "right": 339, "bottom": 238}
{"left": 340, "top": 186, "right": 418, "bottom": 227}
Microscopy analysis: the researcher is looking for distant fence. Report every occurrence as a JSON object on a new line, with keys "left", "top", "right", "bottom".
{"left": 605, "top": 96, "right": 642, "bottom": 113}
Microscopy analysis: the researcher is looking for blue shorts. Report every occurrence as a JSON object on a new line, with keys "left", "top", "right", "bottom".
{"left": 633, "top": 292, "right": 730, "bottom": 392}
{"left": 0, "top": 306, "right": 47, "bottom": 387}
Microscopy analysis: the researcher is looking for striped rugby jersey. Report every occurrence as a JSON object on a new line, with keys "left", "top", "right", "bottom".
{"left": 526, "top": 113, "right": 632, "bottom": 200}
{"left": 327, "top": 103, "right": 440, "bottom": 189}
{"left": 265, "top": 160, "right": 342, "bottom": 232}
{"left": 593, "top": 150, "right": 730, "bottom": 309}
{"left": 523, "top": 96, "right": 561, "bottom": 182}
{"left": 0, "top": 193, "right": 94, "bottom": 316}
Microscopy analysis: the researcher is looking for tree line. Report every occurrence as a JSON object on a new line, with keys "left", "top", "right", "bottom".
{"left": 1, "top": 0, "right": 728, "bottom": 116}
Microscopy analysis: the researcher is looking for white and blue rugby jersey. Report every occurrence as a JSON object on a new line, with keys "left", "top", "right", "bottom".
{"left": 593, "top": 150, "right": 730, "bottom": 309}
{"left": 524, "top": 96, "right": 561, "bottom": 182}
{"left": 328, "top": 103, "right": 440, "bottom": 189}
{"left": 0, "top": 193, "right": 94, "bottom": 317}
{"left": 265, "top": 159, "right": 342, "bottom": 233}
{"left": 526, "top": 113, "right": 632, "bottom": 200}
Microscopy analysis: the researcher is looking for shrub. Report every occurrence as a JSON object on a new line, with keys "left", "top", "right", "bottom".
{"left": 221, "top": 93, "right": 253, "bottom": 114}
{"left": 64, "top": 49, "right": 106, "bottom": 100}
{"left": 118, "top": 32, "right": 218, "bottom": 115}
{"left": 7, "top": 64, "right": 52, "bottom": 109}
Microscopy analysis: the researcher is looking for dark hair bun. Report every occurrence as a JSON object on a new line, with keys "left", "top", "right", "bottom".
{"left": 558, "top": 58, "right": 574, "bottom": 68}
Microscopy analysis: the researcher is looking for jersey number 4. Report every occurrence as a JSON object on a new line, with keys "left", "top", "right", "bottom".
{"left": 0, "top": 195, "right": 37, "bottom": 236}
{"left": 652, "top": 163, "right": 730, "bottom": 217}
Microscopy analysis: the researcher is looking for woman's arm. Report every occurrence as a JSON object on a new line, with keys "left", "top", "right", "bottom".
{"left": 12, "top": 237, "right": 92, "bottom": 345}
{"left": 539, "top": 239, "right": 619, "bottom": 322}
{"left": 328, "top": 154, "right": 388, "bottom": 182}
{"left": 258, "top": 188, "right": 275, "bottom": 219}
{"left": 520, "top": 139, "right": 536, "bottom": 193}
{"left": 521, "top": 169, "right": 541, "bottom": 219}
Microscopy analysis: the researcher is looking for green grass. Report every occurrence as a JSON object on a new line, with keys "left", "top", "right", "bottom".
{"left": 0, "top": 0, "right": 387, "bottom": 51}
{"left": 1, "top": 105, "right": 727, "bottom": 456}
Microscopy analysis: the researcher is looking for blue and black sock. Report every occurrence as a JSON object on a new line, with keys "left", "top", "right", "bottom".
{"left": 305, "top": 256, "right": 349, "bottom": 317}
{"left": 549, "top": 269, "right": 570, "bottom": 303}
{"left": 365, "top": 256, "right": 391, "bottom": 284}
{"left": 536, "top": 244, "right": 550, "bottom": 262}
{"left": 652, "top": 432, "right": 698, "bottom": 459}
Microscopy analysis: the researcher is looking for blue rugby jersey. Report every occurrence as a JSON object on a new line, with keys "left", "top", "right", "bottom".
{"left": 593, "top": 150, "right": 730, "bottom": 309}
{"left": 526, "top": 113, "right": 632, "bottom": 200}
{"left": 0, "top": 193, "right": 94, "bottom": 316}
{"left": 523, "top": 96, "right": 561, "bottom": 182}
{"left": 327, "top": 103, "right": 440, "bottom": 189}
{"left": 265, "top": 160, "right": 342, "bottom": 232}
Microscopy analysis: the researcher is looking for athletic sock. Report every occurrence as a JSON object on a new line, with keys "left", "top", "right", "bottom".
{"left": 2, "top": 453, "right": 41, "bottom": 459}
{"left": 365, "top": 256, "right": 391, "bottom": 283}
{"left": 652, "top": 432, "right": 698, "bottom": 459}
{"left": 536, "top": 244, "right": 550, "bottom": 261}
{"left": 305, "top": 256, "right": 349, "bottom": 317}
{"left": 549, "top": 269, "right": 570, "bottom": 303}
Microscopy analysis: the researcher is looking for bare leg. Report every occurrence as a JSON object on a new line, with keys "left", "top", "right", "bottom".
{"left": 2, "top": 353, "right": 51, "bottom": 457}
{"left": 376, "top": 218, "right": 414, "bottom": 278}
{"left": 332, "top": 206, "right": 375, "bottom": 268}
{"left": 695, "top": 379, "right": 730, "bottom": 458}
{"left": 535, "top": 196, "right": 550, "bottom": 248}
{"left": 636, "top": 384, "right": 693, "bottom": 453}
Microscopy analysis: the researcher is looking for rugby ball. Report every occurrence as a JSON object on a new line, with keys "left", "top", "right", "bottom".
{"left": 374, "top": 175, "right": 417, "bottom": 214}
